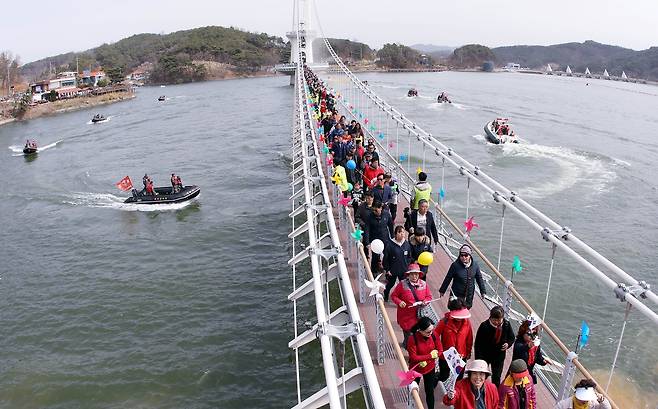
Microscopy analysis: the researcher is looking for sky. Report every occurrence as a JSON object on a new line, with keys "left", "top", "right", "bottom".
{"left": 1, "top": 0, "right": 656, "bottom": 63}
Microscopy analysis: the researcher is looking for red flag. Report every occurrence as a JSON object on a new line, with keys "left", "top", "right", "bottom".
{"left": 116, "top": 176, "right": 133, "bottom": 191}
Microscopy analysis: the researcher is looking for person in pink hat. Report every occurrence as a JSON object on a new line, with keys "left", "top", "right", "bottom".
{"left": 434, "top": 298, "right": 473, "bottom": 382}
{"left": 443, "top": 359, "right": 499, "bottom": 409}
{"left": 391, "top": 263, "right": 433, "bottom": 343}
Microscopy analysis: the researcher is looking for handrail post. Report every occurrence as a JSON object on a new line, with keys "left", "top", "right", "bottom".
{"left": 357, "top": 245, "right": 366, "bottom": 303}
{"left": 406, "top": 382, "right": 419, "bottom": 409}
{"left": 503, "top": 280, "right": 514, "bottom": 319}
{"left": 558, "top": 351, "right": 578, "bottom": 401}
{"left": 375, "top": 294, "right": 386, "bottom": 365}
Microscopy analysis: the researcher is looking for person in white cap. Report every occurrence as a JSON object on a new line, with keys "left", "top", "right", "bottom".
{"left": 443, "top": 359, "right": 499, "bottom": 409}
{"left": 554, "top": 379, "right": 611, "bottom": 409}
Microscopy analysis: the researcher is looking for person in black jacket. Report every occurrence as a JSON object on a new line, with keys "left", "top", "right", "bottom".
{"left": 371, "top": 174, "right": 392, "bottom": 206}
{"left": 364, "top": 201, "right": 395, "bottom": 275}
{"left": 409, "top": 227, "right": 433, "bottom": 277}
{"left": 474, "top": 305, "right": 515, "bottom": 385}
{"left": 354, "top": 192, "right": 373, "bottom": 227}
{"left": 512, "top": 320, "right": 555, "bottom": 384}
{"left": 404, "top": 200, "right": 439, "bottom": 245}
{"left": 382, "top": 225, "right": 413, "bottom": 301}
{"left": 438, "top": 243, "right": 486, "bottom": 308}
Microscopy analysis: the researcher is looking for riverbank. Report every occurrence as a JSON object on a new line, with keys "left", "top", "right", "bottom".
{"left": 0, "top": 91, "right": 135, "bottom": 127}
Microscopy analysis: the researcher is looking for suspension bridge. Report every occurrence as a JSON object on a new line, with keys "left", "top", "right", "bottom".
{"left": 285, "top": 1, "right": 657, "bottom": 408}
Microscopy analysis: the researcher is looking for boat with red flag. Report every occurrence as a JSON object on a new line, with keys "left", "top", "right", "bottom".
{"left": 115, "top": 175, "right": 200, "bottom": 204}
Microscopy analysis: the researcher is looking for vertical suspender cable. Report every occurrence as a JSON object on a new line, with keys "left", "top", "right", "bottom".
{"left": 439, "top": 157, "right": 445, "bottom": 226}
{"left": 606, "top": 303, "right": 632, "bottom": 392}
{"left": 407, "top": 129, "right": 411, "bottom": 176}
{"left": 396, "top": 121, "right": 400, "bottom": 178}
{"left": 494, "top": 205, "right": 506, "bottom": 298}
{"left": 466, "top": 177, "right": 471, "bottom": 219}
{"left": 541, "top": 243, "right": 558, "bottom": 321}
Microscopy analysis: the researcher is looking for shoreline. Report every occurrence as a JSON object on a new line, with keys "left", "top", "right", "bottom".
{"left": 0, "top": 91, "right": 136, "bottom": 127}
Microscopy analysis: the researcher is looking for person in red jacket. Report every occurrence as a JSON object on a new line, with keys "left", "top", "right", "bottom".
{"left": 391, "top": 263, "right": 433, "bottom": 342}
{"left": 407, "top": 316, "right": 442, "bottom": 409}
{"left": 362, "top": 158, "right": 384, "bottom": 190}
{"left": 435, "top": 298, "right": 473, "bottom": 382}
{"left": 443, "top": 359, "right": 499, "bottom": 409}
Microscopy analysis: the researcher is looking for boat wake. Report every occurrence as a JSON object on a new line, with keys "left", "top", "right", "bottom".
{"left": 427, "top": 102, "right": 467, "bottom": 110}
{"left": 372, "top": 84, "right": 406, "bottom": 90}
{"left": 63, "top": 192, "right": 198, "bottom": 211}
{"left": 471, "top": 134, "right": 487, "bottom": 142}
{"left": 500, "top": 143, "right": 617, "bottom": 198}
{"left": 8, "top": 140, "right": 63, "bottom": 155}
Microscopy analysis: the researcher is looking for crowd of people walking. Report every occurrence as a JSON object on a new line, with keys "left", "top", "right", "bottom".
{"left": 305, "top": 66, "right": 611, "bottom": 409}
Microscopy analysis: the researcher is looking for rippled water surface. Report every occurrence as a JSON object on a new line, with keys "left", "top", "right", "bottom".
{"left": 1, "top": 72, "right": 657, "bottom": 407}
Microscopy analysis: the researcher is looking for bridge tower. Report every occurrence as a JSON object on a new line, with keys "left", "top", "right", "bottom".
{"left": 287, "top": 0, "right": 315, "bottom": 65}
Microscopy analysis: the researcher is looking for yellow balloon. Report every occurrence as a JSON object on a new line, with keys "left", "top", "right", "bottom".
{"left": 418, "top": 251, "right": 434, "bottom": 266}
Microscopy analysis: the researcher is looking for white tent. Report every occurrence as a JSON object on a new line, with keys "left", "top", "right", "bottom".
{"left": 566, "top": 66, "right": 572, "bottom": 75}
{"left": 585, "top": 67, "right": 591, "bottom": 76}
{"left": 546, "top": 64, "right": 553, "bottom": 72}
{"left": 603, "top": 69, "right": 610, "bottom": 77}
{"left": 621, "top": 71, "right": 628, "bottom": 80}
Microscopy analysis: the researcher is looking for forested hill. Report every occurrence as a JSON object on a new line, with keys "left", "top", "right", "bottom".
{"left": 21, "top": 26, "right": 290, "bottom": 84}
{"left": 492, "top": 40, "right": 658, "bottom": 80}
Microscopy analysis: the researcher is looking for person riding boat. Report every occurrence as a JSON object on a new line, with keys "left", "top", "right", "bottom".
{"left": 437, "top": 92, "right": 451, "bottom": 103}
{"left": 145, "top": 180, "right": 155, "bottom": 195}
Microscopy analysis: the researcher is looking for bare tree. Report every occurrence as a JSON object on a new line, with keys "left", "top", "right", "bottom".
{"left": 1, "top": 51, "right": 22, "bottom": 96}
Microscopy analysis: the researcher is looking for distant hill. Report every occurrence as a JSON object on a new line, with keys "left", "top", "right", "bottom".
{"left": 449, "top": 44, "right": 496, "bottom": 68}
{"left": 20, "top": 28, "right": 376, "bottom": 85}
{"left": 376, "top": 43, "right": 430, "bottom": 69}
{"left": 492, "top": 40, "right": 658, "bottom": 80}
{"left": 21, "top": 26, "right": 290, "bottom": 84}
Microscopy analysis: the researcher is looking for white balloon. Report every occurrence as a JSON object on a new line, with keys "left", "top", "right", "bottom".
{"left": 370, "top": 239, "right": 385, "bottom": 255}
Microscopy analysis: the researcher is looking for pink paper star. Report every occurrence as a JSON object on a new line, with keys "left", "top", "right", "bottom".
{"left": 464, "top": 216, "right": 479, "bottom": 233}
{"left": 364, "top": 118, "right": 369, "bottom": 124}
{"left": 396, "top": 364, "right": 422, "bottom": 387}
{"left": 338, "top": 196, "right": 351, "bottom": 206}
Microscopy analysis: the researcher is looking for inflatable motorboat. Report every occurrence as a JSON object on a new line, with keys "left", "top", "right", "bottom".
{"left": 407, "top": 88, "right": 418, "bottom": 97}
{"left": 125, "top": 185, "right": 200, "bottom": 204}
{"left": 23, "top": 140, "right": 38, "bottom": 154}
{"left": 91, "top": 114, "right": 107, "bottom": 123}
{"left": 484, "top": 120, "right": 519, "bottom": 144}
{"left": 158, "top": 96, "right": 166, "bottom": 101}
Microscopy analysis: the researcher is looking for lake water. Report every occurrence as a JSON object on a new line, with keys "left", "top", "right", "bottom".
{"left": 0, "top": 72, "right": 656, "bottom": 407}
